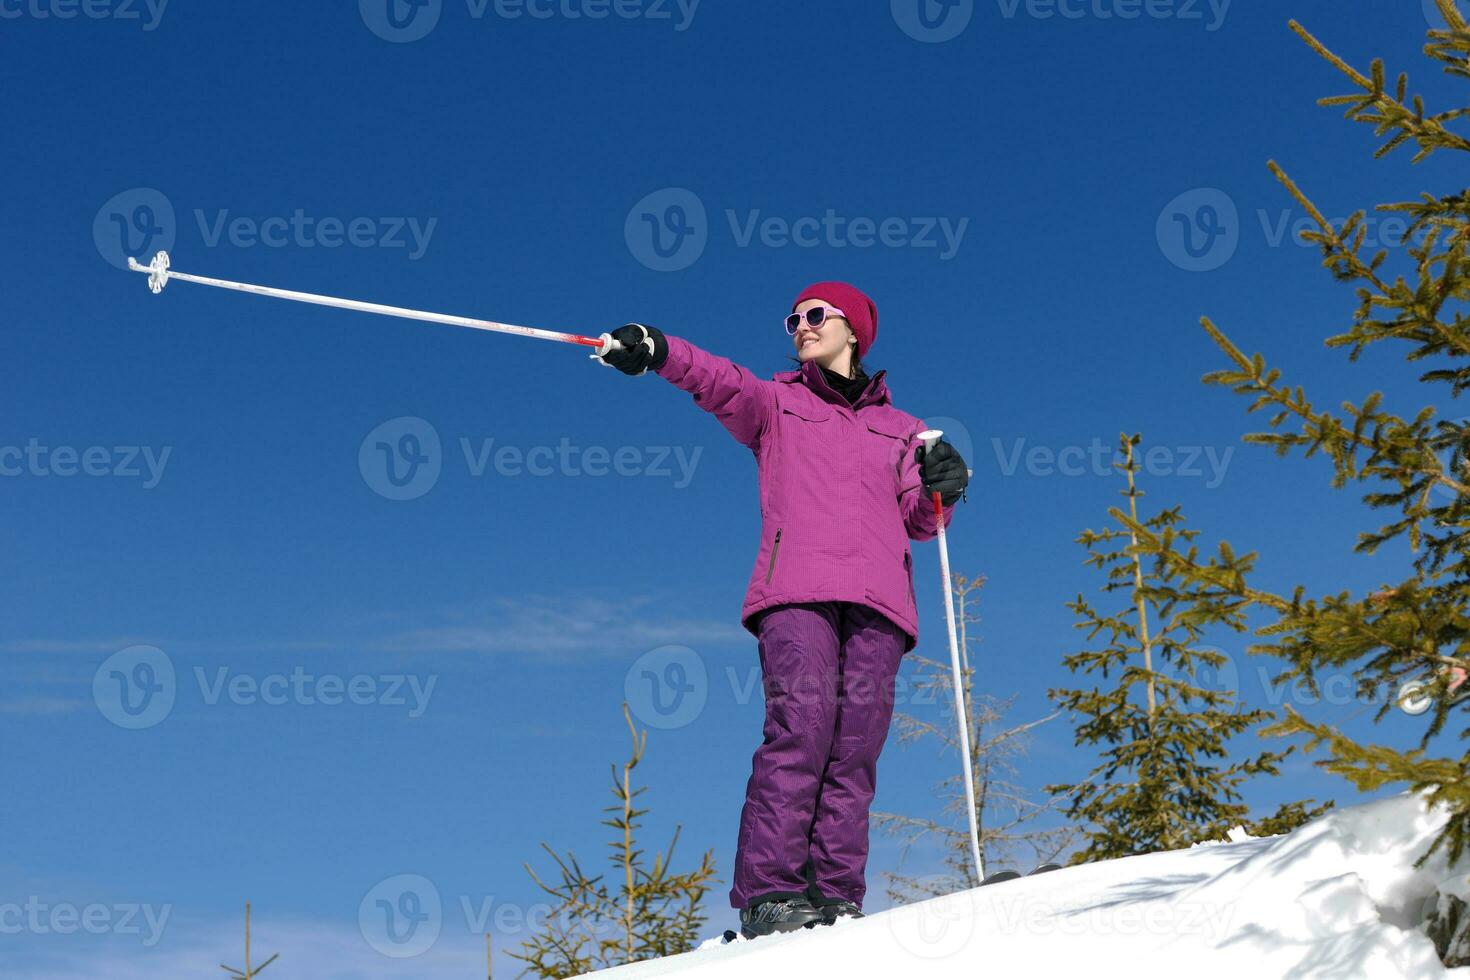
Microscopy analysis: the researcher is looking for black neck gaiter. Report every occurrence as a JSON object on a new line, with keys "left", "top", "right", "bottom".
{"left": 819, "top": 364, "right": 871, "bottom": 405}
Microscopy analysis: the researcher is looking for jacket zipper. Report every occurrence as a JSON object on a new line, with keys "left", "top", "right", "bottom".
{"left": 904, "top": 551, "right": 915, "bottom": 605}
{"left": 766, "top": 528, "right": 783, "bottom": 585}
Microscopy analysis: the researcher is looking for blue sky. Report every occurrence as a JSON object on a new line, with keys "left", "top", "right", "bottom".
{"left": 3, "top": 0, "right": 1467, "bottom": 976}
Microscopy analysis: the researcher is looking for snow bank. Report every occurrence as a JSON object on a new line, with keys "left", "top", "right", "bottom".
{"left": 580, "top": 790, "right": 1470, "bottom": 979}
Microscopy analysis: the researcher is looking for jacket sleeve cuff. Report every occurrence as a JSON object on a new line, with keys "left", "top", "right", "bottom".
{"left": 653, "top": 334, "right": 692, "bottom": 382}
{"left": 904, "top": 492, "right": 956, "bottom": 540}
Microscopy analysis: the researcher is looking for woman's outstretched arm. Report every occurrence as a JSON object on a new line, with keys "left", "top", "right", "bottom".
{"left": 654, "top": 333, "right": 777, "bottom": 451}
{"left": 597, "top": 322, "right": 776, "bottom": 451}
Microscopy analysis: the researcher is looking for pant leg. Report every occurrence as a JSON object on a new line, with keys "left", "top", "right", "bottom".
{"left": 805, "top": 603, "right": 907, "bottom": 907}
{"left": 729, "top": 603, "right": 842, "bottom": 909}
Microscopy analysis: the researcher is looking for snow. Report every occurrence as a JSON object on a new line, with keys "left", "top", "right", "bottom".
{"left": 580, "top": 790, "right": 1470, "bottom": 979}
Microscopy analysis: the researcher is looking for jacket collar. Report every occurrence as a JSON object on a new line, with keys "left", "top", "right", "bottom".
{"left": 773, "top": 360, "right": 890, "bottom": 410}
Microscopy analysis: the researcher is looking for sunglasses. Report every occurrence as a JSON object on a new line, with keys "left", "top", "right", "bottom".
{"left": 785, "top": 305, "right": 847, "bottom": 335}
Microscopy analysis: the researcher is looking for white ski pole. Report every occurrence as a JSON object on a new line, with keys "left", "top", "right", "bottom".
{"left": 124, "top": 251, "right": 629, "bottom": 359}
{"left": 918, "top": 428, "right": 984, "bottom": 883}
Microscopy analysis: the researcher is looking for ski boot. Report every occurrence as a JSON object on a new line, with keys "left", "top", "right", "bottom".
{"left": 738, "top": 896, "right": 828, "bottom": 939}
{"left": 817, "top": 899, "right": 864, "bottom": 925}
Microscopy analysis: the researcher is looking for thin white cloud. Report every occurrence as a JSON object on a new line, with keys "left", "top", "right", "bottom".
{"left": 0, "top": 593, "right": 748, "bottom": 669}
{"left": 0, "top": 638, "right": 151, "bottom": 655}
{"left": 6, "top": 915, "right": 499, "bottom": 980}
{"left": 0, "top": 638, "right": 343, "bottom": 656}
{"left": 372, "top": 594, "right": 747, "bottom": 657}
{"left": 0, "top": 697, "right": 87, "bottom": 716}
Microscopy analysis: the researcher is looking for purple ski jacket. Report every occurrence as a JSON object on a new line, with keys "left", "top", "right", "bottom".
{"left": 654, "top": 334, "right": 955, "bottom": 653}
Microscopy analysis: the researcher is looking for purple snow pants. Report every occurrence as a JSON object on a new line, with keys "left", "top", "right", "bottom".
{"left": 730, "top": 601, "right": 907, "bottom": 911}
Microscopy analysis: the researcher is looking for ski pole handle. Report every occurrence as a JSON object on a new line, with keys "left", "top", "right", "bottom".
{"left": 591, "top": 324, "right": 663, "bottom": 372}
{"left": 919, "top": 428, "right": 946, "bottom": 517}
{"left": 918, "top": 427, "right": 974, "bottom": 513}
{"left": 591, "top": 333, "right": 625, "bottom": 359}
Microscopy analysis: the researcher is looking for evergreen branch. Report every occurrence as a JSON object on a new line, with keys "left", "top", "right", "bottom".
{"left": 1288, "top": 19, "right": 1470, "bottom": 160}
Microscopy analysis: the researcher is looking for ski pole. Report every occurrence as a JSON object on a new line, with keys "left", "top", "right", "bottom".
{"left": 124, "top": 251, "right": 626, "bottom": 359}
{"left": 919, "top": 428, "right": 985, "bottom": 884}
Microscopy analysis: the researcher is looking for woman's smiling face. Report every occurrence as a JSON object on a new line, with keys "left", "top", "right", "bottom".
{"left": 791, "top": 299, "right": 855, "bottom": 367}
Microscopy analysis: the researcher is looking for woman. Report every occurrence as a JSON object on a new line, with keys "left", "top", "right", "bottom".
{"left": 597, "top": 281, "right": 969, "bottom": 938}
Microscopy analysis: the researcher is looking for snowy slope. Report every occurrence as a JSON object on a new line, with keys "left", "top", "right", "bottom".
{"left": 582, "top": 791, "right": 1470, "bottom": 979}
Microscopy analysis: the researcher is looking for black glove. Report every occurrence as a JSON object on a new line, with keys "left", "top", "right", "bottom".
{"left": 916, "top": 439, "right": 969, "bottom": 506}
{"left": 597, "top": 323, "right": 669, "bottom": 376}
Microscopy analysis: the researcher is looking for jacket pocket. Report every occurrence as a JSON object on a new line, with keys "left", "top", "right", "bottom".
{"left": 865, "top": 417, "right": 913, "bottom": 479}
{"left": 765, "top": 527, "right": 783, "bottom": 585}
{"left": 904, "top": 551, "right": 915, "bottom": 605}
{"left": 775, "top": 390, "right": 835, "bottom": 424}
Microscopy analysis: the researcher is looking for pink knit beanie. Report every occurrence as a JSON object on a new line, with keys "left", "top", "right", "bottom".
{"left": 792, "top": 281, "right": 878, "bottom": 358}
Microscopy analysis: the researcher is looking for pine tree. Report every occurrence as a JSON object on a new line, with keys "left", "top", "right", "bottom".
{"left": 1044, "top": 434, "right": 1331, "bottom": 863}
{"left": 874, "top": 572, "right": 1077, "bottom": 901}
{"left": 1113, "top": 6, "right": 1470, "bottom": 885}
{"left": 513, "top": 703, "right": 717, "bottom": 978}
